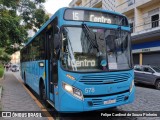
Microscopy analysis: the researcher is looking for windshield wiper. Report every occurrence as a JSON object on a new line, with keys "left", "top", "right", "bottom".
{"left": 118, "top": 17, "right": 124, "bottom": 26}
{"left": 82, "top": 23, "right": 99, "bottom": 52}
{"left": 118, "top": 16, "right": 128, "bottom": 26}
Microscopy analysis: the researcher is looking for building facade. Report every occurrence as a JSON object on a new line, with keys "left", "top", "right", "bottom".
{"left": 11, "top": 51, "right": 20, "bottom": 64}
{"left": 117, "top": 0, "right": 160, "bottom": 66}
{"left": 69, "top": 0, "right": 116, "bottom": 11}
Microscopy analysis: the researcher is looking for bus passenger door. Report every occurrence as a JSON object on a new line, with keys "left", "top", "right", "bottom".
{"left": 46, "top": 23, "right": 59, "bottom": 107}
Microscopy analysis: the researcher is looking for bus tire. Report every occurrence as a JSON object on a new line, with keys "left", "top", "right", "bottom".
{"left": 40, "top": 81, "right": 50, "bottom": 107}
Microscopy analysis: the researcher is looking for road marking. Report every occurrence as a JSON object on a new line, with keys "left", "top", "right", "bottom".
{"left": 13, "top": 73, "right": 54, "bottom": 120}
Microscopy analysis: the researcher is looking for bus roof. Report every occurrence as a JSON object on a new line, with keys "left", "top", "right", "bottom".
{"left": 24, "top": 7, "right": 127, "bottom": 47}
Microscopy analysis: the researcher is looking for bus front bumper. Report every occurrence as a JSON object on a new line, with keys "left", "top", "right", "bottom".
{"left": 59, "top": 86, "right": 135, "bottom": 112}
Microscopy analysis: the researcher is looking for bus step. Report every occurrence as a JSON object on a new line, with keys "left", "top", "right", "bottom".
{"left": 47, "top": 100, "right": 55, "bottom": 107}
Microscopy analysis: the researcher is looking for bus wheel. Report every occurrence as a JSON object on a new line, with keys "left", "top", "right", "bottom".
{"left": 40, "top": 82, "right": 50, "bottom": 107}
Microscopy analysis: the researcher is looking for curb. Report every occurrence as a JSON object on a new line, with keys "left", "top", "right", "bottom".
{"left": 0, "top": 86, "right": 2, "bottom": 101}
{"left": 0, "top": 76, "right": 4, "bottom": 81}
{"left": 0, "top": 72, "right": 4, "bottom": 100}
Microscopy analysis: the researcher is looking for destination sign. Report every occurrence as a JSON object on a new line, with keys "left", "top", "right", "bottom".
{"left": 64, "top": 9, "right": 128, "bottom": 26}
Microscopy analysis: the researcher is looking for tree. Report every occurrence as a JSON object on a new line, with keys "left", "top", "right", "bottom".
{"left": 0, "top": 0, "right": 49, "bottom": 55}
{"left": 0, "top": 48, "right": 11, "bottom": 63}
{"left": 0, "top": 8, "right": 28, "bottom": 54}
{"left": 18, "top": 0, "right": 49, "bottom": 31}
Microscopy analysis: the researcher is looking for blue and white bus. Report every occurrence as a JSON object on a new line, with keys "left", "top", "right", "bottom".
{"left": 20, "top": 7, "right": 135, "bottom": 112}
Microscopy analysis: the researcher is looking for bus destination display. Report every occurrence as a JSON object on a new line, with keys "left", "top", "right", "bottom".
{"left": 64, "top": 9, "right": 128, "bottom": 26}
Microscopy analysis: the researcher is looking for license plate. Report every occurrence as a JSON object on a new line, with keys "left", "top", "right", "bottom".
{"left": 104, "top": 99, "right": 116, "bottom": 105}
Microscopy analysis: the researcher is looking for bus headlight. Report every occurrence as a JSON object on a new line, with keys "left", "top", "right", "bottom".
{"left": 62, "top": 82, "right": 83, "bottom": 100}
{"left": 129, "top": 80, "right": 134, "bottom": 93}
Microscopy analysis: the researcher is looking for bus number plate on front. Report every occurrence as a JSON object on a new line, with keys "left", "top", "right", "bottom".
{"left": 104, "top": 99, "right": 116, "bottom": 105}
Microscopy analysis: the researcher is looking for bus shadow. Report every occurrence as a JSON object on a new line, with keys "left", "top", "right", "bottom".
{"left": 47, "top": 107, "right": 138, "bottom": 120}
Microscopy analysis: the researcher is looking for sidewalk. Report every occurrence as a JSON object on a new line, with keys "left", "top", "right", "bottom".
{"left": 0, "top": 71, "right": 48, "bottom": 120}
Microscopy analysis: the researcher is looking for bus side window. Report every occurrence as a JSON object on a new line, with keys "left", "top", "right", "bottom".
{"left": 39, "top": 34, "right": 45, "bottom": 60}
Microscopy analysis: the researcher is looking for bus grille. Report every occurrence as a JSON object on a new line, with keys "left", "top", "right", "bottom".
{"left": 91, "top": 95, "right": 126, "bottom": 106}
{"left": 79, "top": 73, "right": 131, "bottom": 85}
{"left": 92, "top": 99, "right": 103, "bottom": 106}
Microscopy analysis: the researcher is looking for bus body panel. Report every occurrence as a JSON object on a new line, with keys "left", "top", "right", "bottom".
{"left": 58, "top": 67, "right": 134, "bottom": 95}
{"left": 59, "top": 86, "right": 135, "bottom": 112}
{"left": 21, "top": 60, "right": 46, "bottom": 95}
{"left": 57, "top": 64, "right": 134, "bottom": 112}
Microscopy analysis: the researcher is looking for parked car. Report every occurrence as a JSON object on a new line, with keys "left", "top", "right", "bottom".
{"left": 11, "top": 65, "right": 19, "bottom": 72}
{"left": 134, "top": 65, "right": 160, "bottom": 90}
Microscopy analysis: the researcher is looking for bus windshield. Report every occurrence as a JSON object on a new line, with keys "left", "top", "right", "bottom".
{"left": 61, "top": 26, "right": 132, "bottom": 72}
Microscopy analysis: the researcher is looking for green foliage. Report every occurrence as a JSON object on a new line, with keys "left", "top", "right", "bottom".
{"left": 0, "top": 0, "right": 49, "bottom": 56}
{"left": 0, "top": 48, "right": 11, "bottom": 63}
{"left": 0, "top": 64, "right": 4, "bottom": 78}
{"left": 33, "top": 8, "right": 49, "bottom": 31}
{"left": 0, "top": 9, "right": 27, "bottom": 47}
{"left": 18, "top": 0, "right": 49, "bottom": 31}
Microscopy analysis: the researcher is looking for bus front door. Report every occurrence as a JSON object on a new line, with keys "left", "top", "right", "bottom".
{"left": 46, "top": 27, "right": 59, "bottom": 108}
{"left": 46, "top": 30, "right": 55, "bottom": 103}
